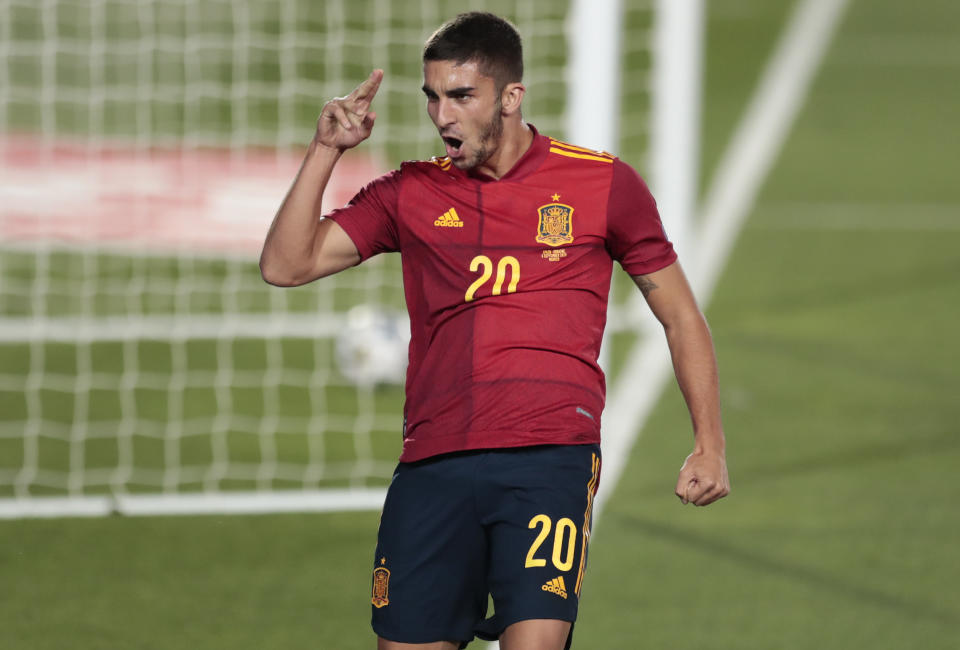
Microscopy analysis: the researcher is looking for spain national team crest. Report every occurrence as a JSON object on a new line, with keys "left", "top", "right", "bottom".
{"left": 371, "top": 559, "right": 390, "bottom": 608}
{"left": 536, "top": 195, "right": 574, "bottom": 247}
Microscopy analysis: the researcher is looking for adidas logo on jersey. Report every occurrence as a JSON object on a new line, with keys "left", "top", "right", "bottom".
{"left": 541, "top": 576, "right": 568, "bottom": 599}
{"left": 434, "top": 207, "right": 464, "bottom": 228}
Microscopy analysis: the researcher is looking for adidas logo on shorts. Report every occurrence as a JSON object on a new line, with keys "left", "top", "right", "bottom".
{"left": 541, "top": 576, "right": 568, "bottom": 599}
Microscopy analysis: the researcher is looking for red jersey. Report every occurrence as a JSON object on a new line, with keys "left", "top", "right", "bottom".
{"left": 327, "top": 126, "right": 676, "bottom": 462}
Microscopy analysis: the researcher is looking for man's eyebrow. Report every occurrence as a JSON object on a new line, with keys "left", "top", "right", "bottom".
{"left": 420, "top": 85, "right": 476, "bottom": 96}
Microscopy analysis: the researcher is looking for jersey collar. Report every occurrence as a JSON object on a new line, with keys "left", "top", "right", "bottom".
{"left": 461, "top": 123, "right": 549, "bottom": 183}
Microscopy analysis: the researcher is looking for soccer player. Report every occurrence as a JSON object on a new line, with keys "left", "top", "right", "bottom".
{"left": 260, "top": 12, "right": 729, "bottom": 650}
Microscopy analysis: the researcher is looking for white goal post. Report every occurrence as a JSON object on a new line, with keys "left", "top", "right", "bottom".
{"left": 0, "top": 0, "right": 702, "bottom": 518}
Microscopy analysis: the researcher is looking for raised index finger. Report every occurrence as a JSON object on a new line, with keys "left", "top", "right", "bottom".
{"left": 350, "top": 69, "right": 384, "bottom": 104}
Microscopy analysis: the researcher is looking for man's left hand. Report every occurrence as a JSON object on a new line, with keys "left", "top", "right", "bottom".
{"left": 676, "top": 449, "right": 730, "bottom": 506}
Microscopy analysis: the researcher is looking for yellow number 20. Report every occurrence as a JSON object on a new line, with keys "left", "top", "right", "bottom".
{"left": 525, "top": 514, "right": 577, "bottom": 572}
{"left": 465, "top": 255, "right": 520, "bottom": 302}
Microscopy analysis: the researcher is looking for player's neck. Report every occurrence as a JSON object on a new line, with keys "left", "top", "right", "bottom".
{"left": 476, "top": 120, "right": 534, "bottom": 180}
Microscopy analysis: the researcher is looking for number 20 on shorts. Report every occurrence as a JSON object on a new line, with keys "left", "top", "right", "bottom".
{"left": 525, "top": 514, "right": 577, "bottom": 572}
{"left": 465, "top": 255, "right": 520, "bottom": 302}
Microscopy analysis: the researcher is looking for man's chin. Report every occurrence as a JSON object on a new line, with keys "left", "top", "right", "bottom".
{"left": 444, "top": 141, "right": 488, "bottom": 171}
{"left": 450, "top": 155, "right": 478, "bottom": 171}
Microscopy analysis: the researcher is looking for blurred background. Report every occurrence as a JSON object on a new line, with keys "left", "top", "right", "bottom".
{"left": 1, "top": 0, "right": 958, "bottom": 648}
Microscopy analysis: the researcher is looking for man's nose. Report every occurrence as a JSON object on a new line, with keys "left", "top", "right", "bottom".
{"left": 435, "top": 98, "right": 455, "bottom": 127}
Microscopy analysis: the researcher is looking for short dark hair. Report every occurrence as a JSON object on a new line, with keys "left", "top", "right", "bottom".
{"left": 423, "top": 12, "right": 523, "bottom": 88}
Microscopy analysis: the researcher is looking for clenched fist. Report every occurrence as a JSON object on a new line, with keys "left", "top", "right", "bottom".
{"left": 676, "top": 447, "right": 730, "bottom": 506}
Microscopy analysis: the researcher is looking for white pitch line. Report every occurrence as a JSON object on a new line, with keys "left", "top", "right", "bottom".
{"left": 0, "top": 314, "right": 347, "bottom": 343}
{"left": 689, "top": 0, "right": 852, "bottom": 303}
{"left": 596, "top": 0, "right": 852, "bottom": 525}
{"left": 0, "top": 489, "right": 390, "bottom": 519}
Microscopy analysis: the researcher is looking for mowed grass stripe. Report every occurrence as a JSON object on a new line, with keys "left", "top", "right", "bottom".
{"left": 750, "top": 202, "right": 960, "bottom": 231}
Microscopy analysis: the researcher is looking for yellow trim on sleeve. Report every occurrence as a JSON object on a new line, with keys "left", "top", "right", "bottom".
{"left": 549, "top": 147, "right": 614, "bottom": 164}
{"left": 548, "top": 139, "right": 614, "bottom": 158}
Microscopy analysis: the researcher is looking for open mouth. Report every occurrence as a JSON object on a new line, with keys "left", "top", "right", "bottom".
{"left": 442, "top": 136, "right": 463, "bottom": 157}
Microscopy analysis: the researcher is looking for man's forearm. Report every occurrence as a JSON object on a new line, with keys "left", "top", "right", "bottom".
{"left": 663, "top": 311, "right": 726, "bottom": 452}
{"left": 260, "top": 142, "right": 343, "bottom": 285}
{"left": 633, "top": 263, "right": 730, "bottom": 504}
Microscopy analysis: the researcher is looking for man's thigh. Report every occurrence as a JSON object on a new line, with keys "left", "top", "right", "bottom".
{"left": 499, "top": 619, "right": 572, "bottom": 650}
{"left": 377, "top": 639, "right": 459, "bottom": 650}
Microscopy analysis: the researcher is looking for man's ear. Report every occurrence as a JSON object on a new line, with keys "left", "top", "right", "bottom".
{"left": 500, "top": 82, "right": 526, "bottom": 115}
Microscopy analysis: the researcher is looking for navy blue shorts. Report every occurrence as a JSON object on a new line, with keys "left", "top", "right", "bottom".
{"left": 370, "top": 444, "right": 601, "bottom": 647}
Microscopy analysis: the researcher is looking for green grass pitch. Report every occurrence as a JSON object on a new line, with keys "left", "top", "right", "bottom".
{"left": 2, "top": 0, "right": 959, "bottom": 648}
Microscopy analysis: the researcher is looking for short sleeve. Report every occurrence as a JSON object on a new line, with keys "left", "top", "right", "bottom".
{"left": 605, "top": 159, "right": 677, "bottom": 276}
{"left": 325, "top": 169, "right": 402, "bottom": 261}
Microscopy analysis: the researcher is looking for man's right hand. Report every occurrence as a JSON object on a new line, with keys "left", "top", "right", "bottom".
{"left": 315, "top": 69, "right": 383, "bottom": 152}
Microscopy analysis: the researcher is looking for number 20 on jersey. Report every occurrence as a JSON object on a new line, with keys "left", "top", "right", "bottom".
{"left": 465, "top": 255, "right": 520, "bottom": 302}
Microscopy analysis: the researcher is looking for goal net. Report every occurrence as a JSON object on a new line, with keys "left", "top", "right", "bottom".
{"left": 0, "top": 0, "right": 695, "bottom": 517}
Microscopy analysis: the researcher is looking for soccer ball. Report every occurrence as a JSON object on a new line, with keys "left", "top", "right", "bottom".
{"left": 335, "top": 305, "right": 409, "bottom": 387}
